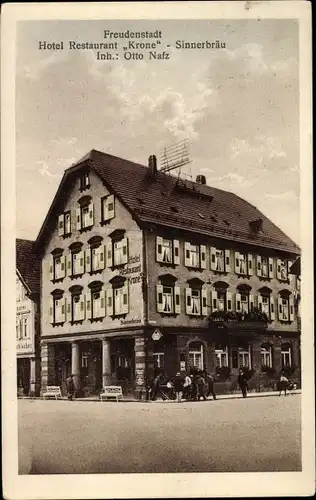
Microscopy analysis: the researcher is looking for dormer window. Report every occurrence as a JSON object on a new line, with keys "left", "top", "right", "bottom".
{"left": 80, "top": 171, "right": 90, "bottom": 191}
{"left": 249, "top": 218, "right": 263, "bottom": 233}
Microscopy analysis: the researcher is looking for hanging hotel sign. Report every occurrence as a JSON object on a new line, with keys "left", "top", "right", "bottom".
{"left": 152, "top": 329, "right": 162, "bottom": 341}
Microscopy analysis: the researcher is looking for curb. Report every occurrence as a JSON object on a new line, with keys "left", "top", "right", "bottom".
{"left": 18, "top": 390, "right": 301, "bottom": 403}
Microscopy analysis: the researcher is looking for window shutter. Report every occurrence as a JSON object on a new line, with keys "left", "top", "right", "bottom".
{"left": 121, "top": 238, "right": 128, "bottom": 265}
{"left": 211, "top": 290, "right": 218, "bottom": 312}
{"left": 100, "top": 290, "right": 106, "bottom": 317}
{"left": 61, "top": 298, "right": 66, "bottom": 322}
{"left": 258, "top": 295, "right": 263, "bottom": 311}
{"left": 225, "top": 249, "right": 231, "bottom": 272}
{"left": 107, "top": 242, "right": 113, "bottom": 267}
{"left": 247, "top": 254, "right": 253, "bottom": 275}
{"left": 277, "top": 297, "right": 283, "bottom": 320}
{"left": 100, "top": 244, "right": 106, "bottom": 269}
{"left": 122, "top": 284, "right": 129, "bottom": 314}
{"left": 236, "top": 293, "right": 242, "bottom": 312}
{"left": 48, "top": 256, "right": 54, "bottom": 281}
{"left": 235, "top": 252, "right": 240, "bottom": 274}
{"left": 85, "top": 248, "right": 91, "bottom": 272}
{"left": 276, "top": 259, "right": 282, "bottom": 280}
{"left": 79, "top": 295, "right": 85, "bottom": 320}
{"left": 210, "top": 247, "right": 217, "bottom": 271}
{"left": 66, "top": 294, "right": 72, "bottom": 322}
{"left": 200, "top": 245, "right": 207, "bottom": 269}
{"left": 156, "top": 236, "right": 163, "bottom": 262}
{"left": 107, "top": 195, "right": 115, "bottom": 220}
{"left": 287, "top": 260, "right": 293, "bottom": 276}
{"left": 88, "top": 202, "right": 94, "bottom": 227}
{"left": 226, "top": 291, "right": 233, "bottom": 311}
{"left": 107, "top": 287, "right": 114, "bottom": 316}
{"left": 174, "top": 286, "right": 181, "bottom": 314}
{"left": 156, "top": 284, "right": 163, "bottom": 313}
{"left": 185, "top": 287, "right": 193, "bottom": 315}
{"left": 58, "top": 214, "right": 65, "bottom": 237}
{"left": 66, "top": 254, "right": 72, "bottom": 276}
{"left": 78, "top": 250, "right": 85, "bottom": 274}
{"left": 184, "top": 242, "right": 191, "bottom": 267}
{"left": 201, "top": 288, "right": 208, "bottom": 316}
{"left": 76, "top": 207, "right": 82, "bottom": 230}
{"left": 268, "top": 257, "right": 274, "bottom": 278}
{"left": 270, "top": 296, "right": 275, "bottom": 320}
{"left": 249, "top": 294, "right": 254, "bottom": 311}
{"left": 49, "top": 299, "right": 54, "bottom": 324}
{"left": 257, "top": 255, "right": 262, "bottom": 277}
{"left": 85, "top": 293, "right": 92, "bottom": 319}
{"left": 60, "top": 255, "right": 66, "bottom": 278}
{"left": 173, "top": 240, "right": 180, "bottom": 265}
{"left": 289, "top": 297, "right": 294, "bottom": 321}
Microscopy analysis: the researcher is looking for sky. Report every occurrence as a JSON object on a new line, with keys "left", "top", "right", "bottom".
{"left": 16, "top": 19, "right": 300, "bottom": 245}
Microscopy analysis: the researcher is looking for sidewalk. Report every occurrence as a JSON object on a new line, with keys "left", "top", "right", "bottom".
{"left": 19, "top": 389, "right": 301, "bottom": 403}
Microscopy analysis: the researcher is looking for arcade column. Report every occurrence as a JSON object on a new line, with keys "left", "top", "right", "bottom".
{"left": 134, "top": 336, "right": 146, "bottom": 400}
{"left": 71, "top": 342, "right": 81, "bottom": 392}
{"left": 102, "top": 339, "right": 112, "bottom": 387}
{"left": 29, "top": 358, "right": 36, "bottom": 396}
{"left": 41, "top": 342, "right": 55, "bottom": 393}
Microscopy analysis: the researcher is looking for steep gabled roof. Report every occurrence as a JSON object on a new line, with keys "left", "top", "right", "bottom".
{"left": 16, "top": 239, "right": 41, "bottom": 294}
{"left": 34, "top": 149, "right": 300, "bottom": 255}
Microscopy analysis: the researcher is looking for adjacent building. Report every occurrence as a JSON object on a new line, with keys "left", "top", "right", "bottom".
{"left": 16, "top": 239, "right": 41, "bottom": 396}
{"left": 34, "top": 149, "right": 301, "bottom": 397}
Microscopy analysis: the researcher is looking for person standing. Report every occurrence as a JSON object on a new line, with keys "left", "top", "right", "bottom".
{"left": 66, "top": 374, "right": 75, "bottom": 401}
{"left": 151, "top": 372, "right": 162, "bottom": 401}
{"left": 204, "top": 370, "right": 217, "bottom": 400}
{"left": 238, "top": 369, "right": 248, "bottom": 398}
{"left": 174, "top": 372, "right": 183, "bottom": 403}
{"left": 183, "top": 373, "right": 192, "bottom": 400}
{"left": 196, "top": 370, "right": 207, "bottom": 401}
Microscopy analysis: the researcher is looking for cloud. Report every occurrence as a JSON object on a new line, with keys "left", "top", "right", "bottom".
{"left": 36, "top": 160, "right": 57, "bottom": 178}
{"left": 265, "top": 190, "right": 298, "bottom": 203}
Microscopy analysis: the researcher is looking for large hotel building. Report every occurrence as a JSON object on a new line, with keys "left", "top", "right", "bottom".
{"left": 29, "top": 149, "right": 300, "bottom": 397}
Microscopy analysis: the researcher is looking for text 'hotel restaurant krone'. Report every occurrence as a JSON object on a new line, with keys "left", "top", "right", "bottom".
{"left": 16, "top": 149, "right": 301, "bottom": 398}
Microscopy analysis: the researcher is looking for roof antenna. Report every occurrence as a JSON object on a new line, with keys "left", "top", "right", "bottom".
{"left": 159, "top": 139, "right": 191, "bottom": 174}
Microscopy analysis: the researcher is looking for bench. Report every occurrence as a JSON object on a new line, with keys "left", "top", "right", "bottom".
{"left": 42, "top": 386, "right": 62, "bottom": 400}
{"left": 100, "top": 386, "right": 123, "bottom": 402}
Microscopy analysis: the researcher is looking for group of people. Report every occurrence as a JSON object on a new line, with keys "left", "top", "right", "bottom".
{"left": 150, "top": 369, "right": 217, "bottom": 402}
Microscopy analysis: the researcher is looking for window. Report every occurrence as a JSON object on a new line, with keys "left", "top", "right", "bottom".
{"left": 92, "top": 291, "right": 104, "bottom": 318}
{"left": 80, "top": 172, "right": 90, "bottom": 190}
{"left": 76, "top": 199, "right": 94, "bottom": 230}
{"left": 186, "top": 288, "right": 207, "bottom": 316}
{"left": 113, "top": 239, "right": 128, "bottom": 266}
{"left": 82, "top": 354, "right": 89, "bottom": 369}
{"left": 277, "top": 259, "right": 288, "bottom": 281}
{"left": 72, "top": 295, "right": 82, "bottom": 321}
{"left": 49, "top": 252, "right": 66, "bottom": 281}
{"left": 16, "top": 319, "right": 20, "bottom": 339}
{"left": 281, "top": 343, "right": 292, "bottom": 367}
{"left": 215, "top": 345, "right": 228, "bottom": 367}
{"left": 261, "top": 344, "right": 272, "bottom": 368}
{"left": 278, "top": 296, "right": 294, "bottom": 322}
{"left": 58, "top": 211, "right": 71, "bottom": 237}
{"left": 153, "top": 352, "right": 164, "bottom": 369}
{"left": 257, "top": 256, "right": 269, "bottom": 278}
{"left": 184, "top": 242, "right": 206, "bottom": 269}
{"left": 238, "top": 347, "right": 251, "bottom": 368}
{"left": 156, "top": 237, "right": 180, "bottom": 265}
{"left": 22, "top": 317, "right": 28, "bottom": 338}
{"left": 211, "top": 289, "right": 233, "bottom": 312}
{"left": 16, "top": 280, "right": 21, "bottom": 302}
{"left": 101, "top": 194, "right": 115, "bottom": 222}
{"left": 258, "top": 294, "right": 275, "bottom": 320}
{"left": 236, "top": 291, "right": 254, "bottom": 314}
{"left": 210, "top": 248, "right": 231, "bottom": 273}
{"left": 156, "top": 283, "right": 181, "bottom": 314}
{"left": 235, "top": 252, "right": 253, "bottom": 275}
{"left": 188, "top": 342, "right": 204, "bottom": 370}
{"left": 50, "top": 296, "right": 66, "bottom": 324}
{"left": 72, "top": 250, "right": 85, "bottom": 276}
{"left": 114, "top": 286, "right": 128, "bottom": 315}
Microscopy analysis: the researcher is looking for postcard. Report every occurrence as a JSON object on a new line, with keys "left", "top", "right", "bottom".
{"left": 1, "top": 1, "right": 314, "bottom": 499}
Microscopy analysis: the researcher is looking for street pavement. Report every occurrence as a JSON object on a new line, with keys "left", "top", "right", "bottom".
{"left": 19, "top": 394, "right": 301, "bottom": 474}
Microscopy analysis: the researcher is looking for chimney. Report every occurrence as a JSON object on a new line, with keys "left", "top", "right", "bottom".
{"left": 148, "top": 155, "right": 157, "bottom": 177}
{"left": 196, "top": 174, "right": 206, "bottom": 185}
